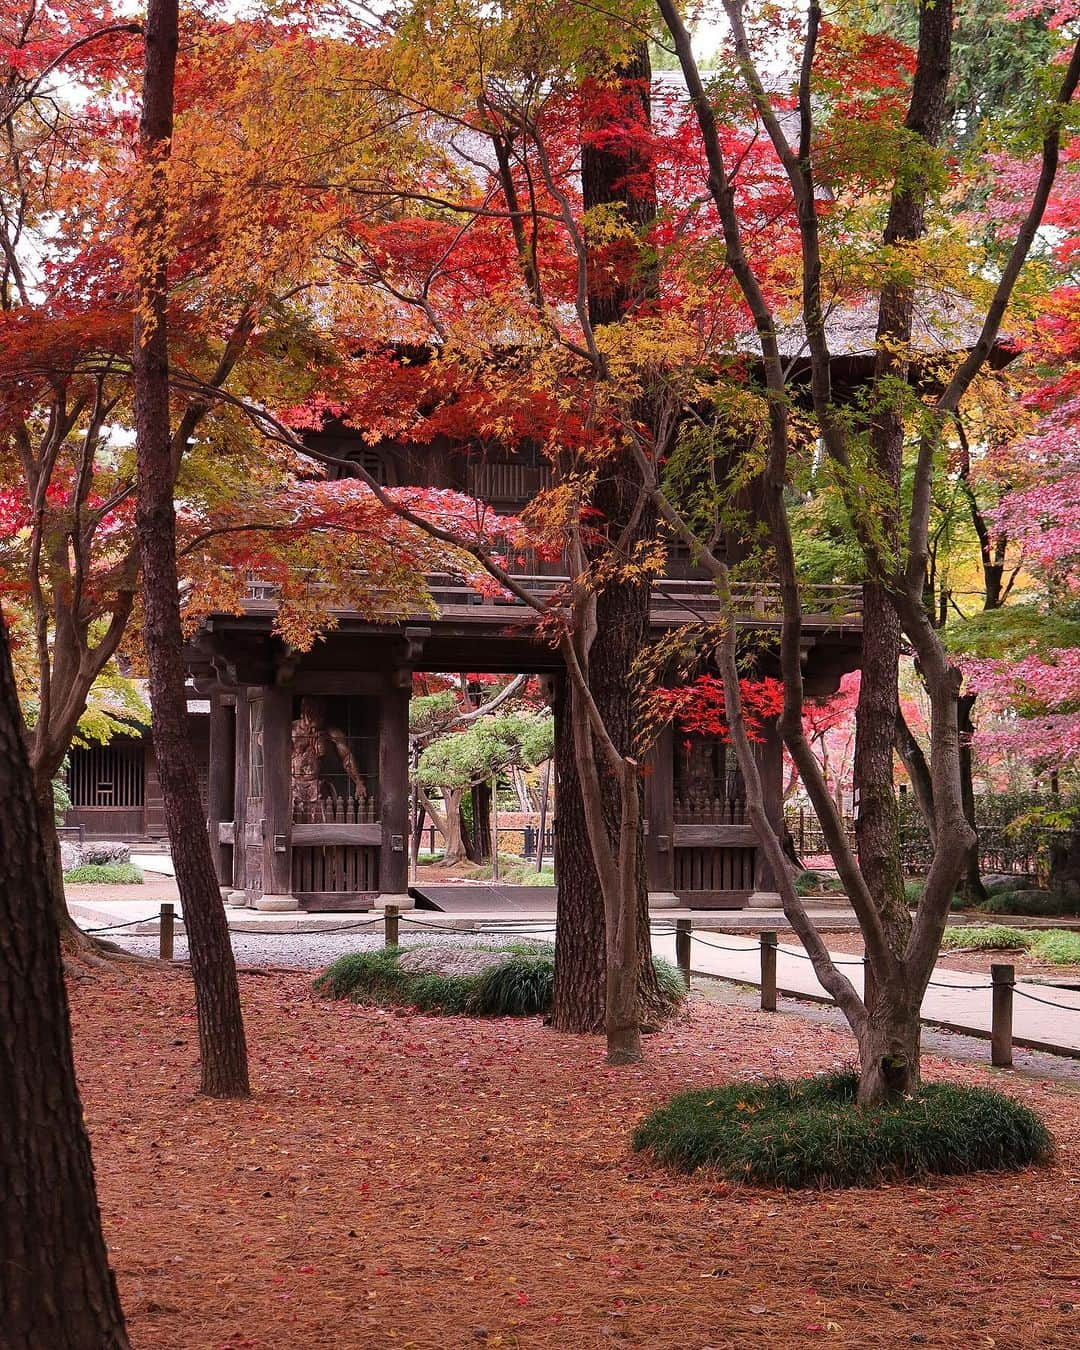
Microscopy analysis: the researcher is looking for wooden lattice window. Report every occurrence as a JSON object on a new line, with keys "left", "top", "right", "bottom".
{"left": 248, "top": 698, "right": 264, "bottom": 799}
{"left": 67, "top": 741, "right": 145, "bottom": 807}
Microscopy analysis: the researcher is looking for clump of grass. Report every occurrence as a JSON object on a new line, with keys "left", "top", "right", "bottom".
{"left": 1029, "top": 930, "right": 1080, "bottom": 965}
{"left": 469, "top": 949, "right": 555, "bottom": 1015}
{"left": 940, "top": 925, "right": 1031, "bottom": 952}
{"left": 794, "top": 870, "right": 827, "bottom": 895}
{"left": 652, "top": 956, "right": 690, "bottom": 1014}
{"left": 632, "top": 1072, "right": 1054, "bottom": 1189}
{"left": 939, "top": 925, "right": 1080, "bottom": 965}
{"left": 316, "top": 942, "right": 688, "bottom": 1019}
{"left": 904, "top": 879, "right": 924, "bottom": 906}
{"left": 64, "top": 863, "right": 143, "bottom": 885}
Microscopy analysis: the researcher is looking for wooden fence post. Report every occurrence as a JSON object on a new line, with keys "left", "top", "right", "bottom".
{"left": 991, "top": 963, "right": 1014, "bottom": 1068}
{"left": 675, "top": 919, "right": 692, "bottom": 988}
{"left": 760, "top": 930, "right": 777, "bottom": 1012}
{"left": 159, "top": 902, "right": 174, "bottom": 962}
{"left": 384, "top": 904, "right": 400, "bottom": 948}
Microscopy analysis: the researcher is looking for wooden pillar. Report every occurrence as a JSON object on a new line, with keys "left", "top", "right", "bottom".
{"left": 255, "top": 685, "right": 299, "bottom": 911}
{"left": 232, "top": 692, "right": 250, "bottom": 894}
{"left": 206, "top": 692, "right": 235, "bottom": 893}
{"left": 378, "top": 674, "right": 411, "bottom": 899}
{"left": 752, "top": 714, "right": 785, "bottom": 895}
{"left": 645, "top": 723, "right": 675, "bottom": 894}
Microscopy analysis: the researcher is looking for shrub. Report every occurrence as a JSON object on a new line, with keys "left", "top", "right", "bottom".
{"left": 904, "top": 879, "right": 924, "bottom": 906}
{"left": 316, "top": 942, "right": 687, "bottom": 1019}
{"left": 981, "top": 889, "right": 1079, "bottom": 918}
{"left": 468, "top": 949, "right": 555, "bottom": 1015}
{"left": 939, "top": 925, "right": 1031, "bottom": 952}
{"left": 631, "top": 1072, "right": 1054, "bottom": 1188}
{"left": 794, "top": 870, "right": 827, "bottom": 895}
{"left": 78, "top": 841, "right": 131, "bottom": 866}
{"left": 1029, "top": 931, "right": 1080, "bottom": 966}
{"left": 63, "top": 863, "right": 143, "bottom": 885}
{"left": 652, "top": 956, "right": 690, "bottom": 1014}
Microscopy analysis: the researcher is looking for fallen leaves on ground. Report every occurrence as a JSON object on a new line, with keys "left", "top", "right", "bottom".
{"left": 69, "top": 965, "right": 1080, "bottom": 1349}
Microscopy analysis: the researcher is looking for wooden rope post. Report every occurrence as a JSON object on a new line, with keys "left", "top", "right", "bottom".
{"left": 991, "top": 963, "right": 1014, "bottom": 1068}
{"left": 675, "top": 919, "right": 692, "bottom": 988}
{"left": 760, "top": 930, "right": 777, "bottom": 1012}
{"left": 384, "top": 904, "right": 400, "bottom": 948}
{"left": 159, "top": 903, "right": 174, "bottom": 962}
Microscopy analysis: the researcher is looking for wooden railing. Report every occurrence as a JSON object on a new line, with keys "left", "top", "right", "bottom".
{"left": 246, "top": 570, "right": 863, "bottom": 624}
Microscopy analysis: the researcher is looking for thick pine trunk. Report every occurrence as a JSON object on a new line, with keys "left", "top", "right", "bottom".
{"left": 551, "top": 499, "right": 664, "bottom": 1033}
{"left": 469, "top": 781, "right": 492, "bottom": 862}
{"left": 0, "top": 614, "right": 130, "bottom": 1348}
{"left": 133, "top": 0, "right": 249, "bottom": 1098}
{"left": 550, "top": 40, "right": 662, "bottom": 1037}
{"left": 34, "top": 776, "right": 72, "bottom": 934}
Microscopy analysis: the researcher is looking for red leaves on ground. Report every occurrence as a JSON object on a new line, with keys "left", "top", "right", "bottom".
{"left": 68, "top": 965, "right": 1080, "bottom": 1349}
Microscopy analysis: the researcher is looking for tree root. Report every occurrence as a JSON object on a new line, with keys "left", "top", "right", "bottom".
{"left": 60, "top": 923, "right": 157, "bottom": 968}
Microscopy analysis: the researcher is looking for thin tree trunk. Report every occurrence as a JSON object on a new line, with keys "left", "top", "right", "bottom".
{"left": 957, "top": 694, "right": 987, "bottom": 903}
{"left": 133, "top": 0, "right": 249, "bottom": 1098}
{"left": 0, "top": 611, "right": 130, "bottom": 1349}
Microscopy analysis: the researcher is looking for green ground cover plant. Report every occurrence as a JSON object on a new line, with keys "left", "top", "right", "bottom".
{"left": 632, "top": 1072, "right": 1053, "bottom": 1188}
{"left": 940, "top": 926, "right": 1080, "bottom": 963}
{"left": 63, "top": 863, "right": 144, "bottom": 885}
{"left": 316, "top": 941, "right": 686, "bottom": 1017}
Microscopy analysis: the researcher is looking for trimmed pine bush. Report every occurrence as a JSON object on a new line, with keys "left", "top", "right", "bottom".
{"left": 316, "top": 942, "right": 688, "bottom": 1019}
{"left": 632, "top": 1072, "right": 1053, "bottom": 1189}
{"left": 64, "top": 863, "right": 144, "bottom": 885}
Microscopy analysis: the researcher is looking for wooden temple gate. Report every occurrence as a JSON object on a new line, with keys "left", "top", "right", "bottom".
{"left": 192, "top": 576, "right": 856, "bottom": 912}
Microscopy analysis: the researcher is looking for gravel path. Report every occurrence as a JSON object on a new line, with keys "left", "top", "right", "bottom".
{"left": 102, "top": 929, "right": 544, "bottom": 970}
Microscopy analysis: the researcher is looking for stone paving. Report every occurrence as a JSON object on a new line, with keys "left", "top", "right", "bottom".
{"left": 649, "top": 928, "right": 1080, "bottom": 1058}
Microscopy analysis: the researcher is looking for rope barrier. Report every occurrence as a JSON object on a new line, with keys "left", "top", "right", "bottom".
{"left": 226, "top": 917, "right": 387, "bottom": 936}
{"left": 1013, "top": 985, "right": 1080, "bottom": 1013}
{"left": 925, "top": 979, "right": 995, "bottom": 991}
{"left": 775, "top": 944, "right": 863, "bottom": 967}
{"left": 688, "top": 933, "right": 761, "bottom": 954}
{"left": 82, "top": 916, "right": 161, "bottom": 933}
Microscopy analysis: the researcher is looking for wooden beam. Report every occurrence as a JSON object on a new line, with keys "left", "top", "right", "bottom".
{"left": 645, "top": 724, "right": 675, "bottom": 890}
{"left": 378, "top": 676, "right": 410, "bottom": 896}
{"left": 259, "top": 685, "right": 298, "bottom": 907}
{"left": 232, "top": 693, "right": 250, "bottom": 894}
{"left": 672, "top": 825, "right": 758, "bottom": 847}
{"left": 206, "top": 692, "right": 235, "bottom": 889}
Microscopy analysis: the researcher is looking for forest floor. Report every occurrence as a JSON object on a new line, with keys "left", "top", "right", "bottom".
{"left": 72, "top": 964, "right": 1080, "bottom": 1350}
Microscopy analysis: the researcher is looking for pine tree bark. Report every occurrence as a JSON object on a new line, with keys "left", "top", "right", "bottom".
{"left": 0, "top": 612, "right": 130, "bottom": 1348}
{"left": 550, "top": 41, "right": 663, "bottom": 1033}
{"left": 133, "top": 0, "right": 249, "bottom": 1097}
{"left": 469, "top": 781, "right": 493, "bottom": 862}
